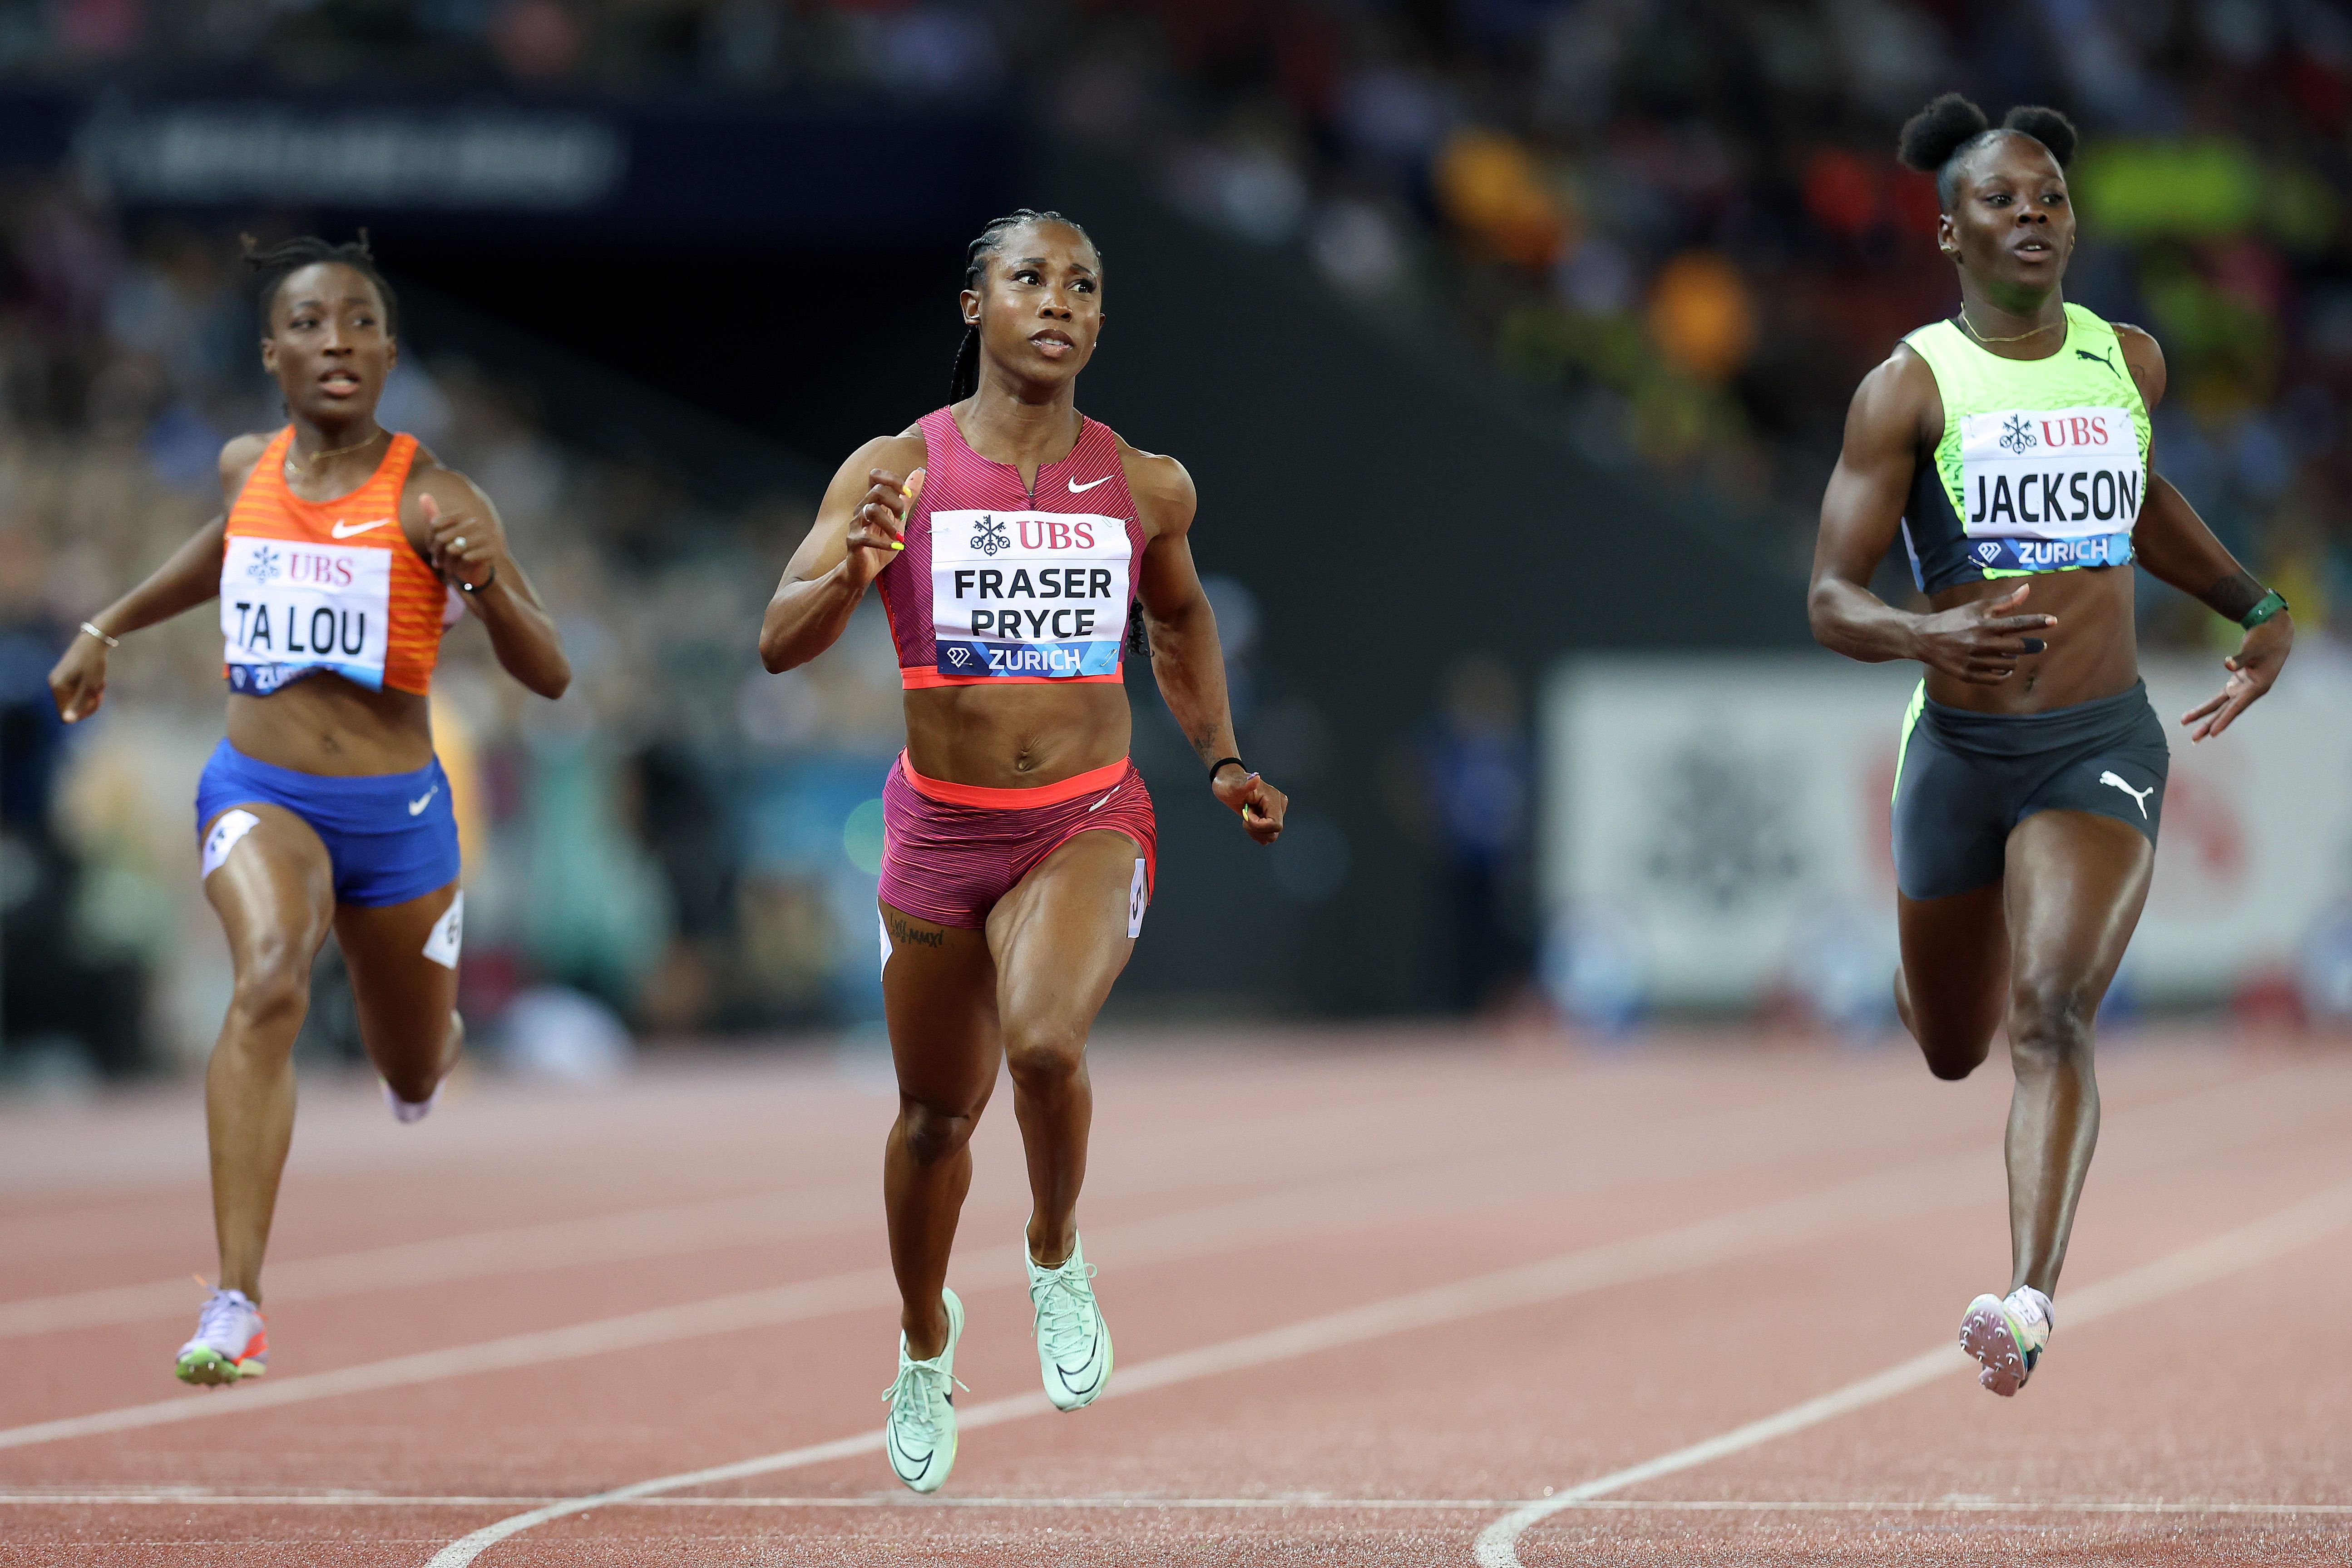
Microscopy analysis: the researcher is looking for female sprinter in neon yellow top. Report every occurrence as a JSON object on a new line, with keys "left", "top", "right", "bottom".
{"left": 1807, "top": 95, "right": 2292, "bottom": 1397}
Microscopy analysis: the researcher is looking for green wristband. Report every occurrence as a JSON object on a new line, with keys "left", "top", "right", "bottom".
{"left": 2239, "top": 589, "right": 2288, "bottom": 630}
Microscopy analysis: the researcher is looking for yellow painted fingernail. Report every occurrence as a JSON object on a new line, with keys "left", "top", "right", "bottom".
{"left": 890, "top": 541, "right": 904, "bottom": 551}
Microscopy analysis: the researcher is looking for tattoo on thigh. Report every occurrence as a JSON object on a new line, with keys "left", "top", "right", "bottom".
{"left": 885, "top": 911, "right": 945, "bottom": 950}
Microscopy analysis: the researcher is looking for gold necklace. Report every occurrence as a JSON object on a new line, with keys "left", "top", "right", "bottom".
{"left": 287, "top": 426, "right": 385, "bottom": 470}
{"left": 1957, "top": 311, "right": 2063, "bottom": 346}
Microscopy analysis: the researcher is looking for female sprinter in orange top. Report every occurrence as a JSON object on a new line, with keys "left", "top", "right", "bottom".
{"left": 48, "top": 235, "right": 569, "bottom": 1385}
{"left": 759, "top": 209, "right": 1286, "bottom": 1493}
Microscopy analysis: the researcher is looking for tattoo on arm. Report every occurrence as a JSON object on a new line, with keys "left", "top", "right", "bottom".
{"left": 884, "top": 911, "right": 945, "bottom": 950}
{"left": 2201, "top": 569, "right": 2266, "bottom": 623}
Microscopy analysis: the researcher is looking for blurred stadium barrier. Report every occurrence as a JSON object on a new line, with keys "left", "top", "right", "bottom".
{"left": 1540, "top": 654, "right": 2352, "bottom": 1027}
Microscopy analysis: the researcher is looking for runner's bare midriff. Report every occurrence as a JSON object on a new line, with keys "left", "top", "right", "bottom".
{"left": 1924, "top": 564, "right": 2137, "bottom": 714}
{"left": 903, "top": 683, "right": 1131, "bottom": 791}
{"left": 227, "top": 681, "right": 434, "bottom": 776}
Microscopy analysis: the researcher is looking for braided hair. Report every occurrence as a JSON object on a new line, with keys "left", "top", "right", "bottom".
{"left": 949, "top": 208, "right": 1102, "bottom": 402}
{"left": 242, "top": 231, "right": 400, "bottom": 338}
{"left": 1897, "top": 94, "right": 2079, "bottom": 211}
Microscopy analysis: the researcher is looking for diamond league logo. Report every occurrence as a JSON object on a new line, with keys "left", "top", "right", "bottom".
{"left": 1976, "top": 542, "right": 2002, "bottom": 563}
{"left": 945, "top": 645, "right": 972, "bottom": 668}
{"left": 970, "top": 515, "right": 1009, "bottom": 558}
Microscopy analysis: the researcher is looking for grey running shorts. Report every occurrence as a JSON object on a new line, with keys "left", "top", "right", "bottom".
{"left": 1891, "top": 678, "right": 2169, "bottom": 901}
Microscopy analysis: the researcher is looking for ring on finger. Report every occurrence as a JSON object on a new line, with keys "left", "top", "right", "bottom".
{"left": 453, "top": 536, "right": 467, "bottom": 549}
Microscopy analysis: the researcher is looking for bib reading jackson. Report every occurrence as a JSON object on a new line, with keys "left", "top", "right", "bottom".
{"left": 1956, "top": 405, "right": 2140, "bottom": 572}
{"left": 221, "top": 534, "right": 393, "bottom": 694}
{"left": 929, "top": 509, "right": 1130, "bottom": 679}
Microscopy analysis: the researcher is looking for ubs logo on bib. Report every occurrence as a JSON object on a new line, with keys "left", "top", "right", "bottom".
{"left": 971, "top": 516, "right": 1010, "bottom": 558}
{"left": 246, "top": 547, "right": 283, "bottom": 584}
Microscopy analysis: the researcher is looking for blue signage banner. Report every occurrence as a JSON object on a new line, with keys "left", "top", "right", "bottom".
{"left": 0, "top": 89, "right": 1012, "bottom": 238}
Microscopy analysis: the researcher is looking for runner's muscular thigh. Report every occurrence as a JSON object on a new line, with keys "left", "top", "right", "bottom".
{"left": 882, "top": 904, "right": 1004, "bottom": 1110}
{"left": 202, "top": 802, "right": 336, "bottom": 975}
{"left": 987, "top": 830, "right": 1140, "bottom": 1026}
{"left": 336, "top": 884, "right": 460, "bottom": 1070}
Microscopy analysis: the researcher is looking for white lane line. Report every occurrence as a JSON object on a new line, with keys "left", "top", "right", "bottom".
{"left": 0, "top": 1133, "right": 1919, "bottom": 1457}
{"left": 0, "top": 1074, "right": 2013, "bottom": 1454}
{"left": 0, "top": 1142, "right": 1938, "bottom": 1455}
{"left": 0, "top": 1186, "right": 866, "bottom": 1340}
{"left": 1470, "top": 1175, "right": 2352, "bottom": 1567}
{"left": 0, "top": 1068, "right": 1845, "bottom": 1336}
{"left": 0, "top": 1062, "right": 1910, "bottom": 1335}
{"left": 9, "top": 1063, "right": 2326, "bottom": 1458}
{"left": 413, "top": 1147, "right": 2031, "bottom": 1568}
{"left": 1, "top": 1492, "right": 2343, "bottom": 1515}
{"left": 6, "top": 1056, "right": 2303, "bottom": 1339}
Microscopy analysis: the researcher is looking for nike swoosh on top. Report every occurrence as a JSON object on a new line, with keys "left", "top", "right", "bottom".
{"left": 408, "top": 786, "right": 438, "bottom": 816}
{"left": 331, "top": 518, "right": 395, "bottom": 539}
{"left": 1067, "top": 475, "right": 1112, "bottom": 492}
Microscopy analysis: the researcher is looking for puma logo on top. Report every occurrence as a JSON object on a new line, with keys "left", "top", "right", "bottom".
{"left": 2075, "top": 347, "right": 2119, "bottom": 376}
{"left": 331, "top": 518, "right": 395, "bottom": 539}
{"left": 1067, "top": 475, "right": 1112, "bottom": 492}
{"left": 2099, "top": 770, "right": 2153, "bottom": 817}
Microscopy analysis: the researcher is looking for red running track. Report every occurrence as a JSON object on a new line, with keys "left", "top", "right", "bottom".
{"left": 2, "top": 1027, "right": 2348, "bottom": 1566}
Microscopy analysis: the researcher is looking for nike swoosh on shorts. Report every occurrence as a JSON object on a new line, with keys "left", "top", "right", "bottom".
{"left": 408, "top": 787, "right": 438, "bottom": 816}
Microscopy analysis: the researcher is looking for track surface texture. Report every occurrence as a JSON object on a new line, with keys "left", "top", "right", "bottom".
{"left": 3, "top": 1027, "right": 2348, "bottom": 1566}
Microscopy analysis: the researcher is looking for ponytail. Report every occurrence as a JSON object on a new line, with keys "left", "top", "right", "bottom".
{"left": 949, "top": 324, "right": 981, "bottom": 403}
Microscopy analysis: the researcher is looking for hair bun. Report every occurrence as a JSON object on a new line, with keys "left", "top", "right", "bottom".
{"left": 1898, "top": 93, "right": 1990, "bottom": 173}
{"left": 2001, "top": 105, "right": 2078, "bottom": 168}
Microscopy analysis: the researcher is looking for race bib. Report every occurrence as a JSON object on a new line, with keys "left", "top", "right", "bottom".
{"left": 929, "top": 509, "right": 1129, "bottom": 679}
{"left": 1959, "top": 406, "right": 2142, "bottom": 541}
{"left": 221, "top": 535, "right": 392, "bottom": 694}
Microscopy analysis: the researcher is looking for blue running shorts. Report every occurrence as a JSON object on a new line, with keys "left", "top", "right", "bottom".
{"left": 194, "top": 739, "right": 460, "bottom": 908}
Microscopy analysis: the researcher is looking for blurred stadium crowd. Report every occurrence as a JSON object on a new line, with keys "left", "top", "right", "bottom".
{"left": 1, "top": 0, "right": 2348, "bottom": 1076}
{"left": 11, "top": 0, "right": 2351, "bottom": 624}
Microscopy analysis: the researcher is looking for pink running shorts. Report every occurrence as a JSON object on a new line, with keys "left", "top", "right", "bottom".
{"left": 879, "top": 752, "right": 1156, "bottom": 931}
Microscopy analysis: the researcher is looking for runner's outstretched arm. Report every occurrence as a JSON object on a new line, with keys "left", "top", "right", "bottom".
{"left": 2105, "top": 326, "right": 2290, "bottom": 741}
{"left": 47, "top": 514, "right": 227, "bottom": 723}
{"left": 45, "top": 434, "right": 274, "bottom": 722}
{"left": 1127, "top": 451, "right": 1286, "bottom": 844}
{"left": 761, "top": 435, "right": 926, "bottom": 673}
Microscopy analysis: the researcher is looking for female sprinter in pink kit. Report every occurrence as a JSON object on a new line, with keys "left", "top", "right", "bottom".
{"left": 759, "top": 209, "right": 1285, "bottom": 1492}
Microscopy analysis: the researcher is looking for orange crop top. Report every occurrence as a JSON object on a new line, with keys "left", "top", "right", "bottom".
{"left": 219, "top": 428, "right": 455, "bottom": 697}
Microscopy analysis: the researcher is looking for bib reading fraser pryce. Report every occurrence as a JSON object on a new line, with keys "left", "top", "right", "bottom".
{"left": 221, "top": 535, "right": 393, "bottom": 693}
{"left": 1898, "top": 303, "right": 2152, "bottom": 595}
{"left": 929, "top": 509, "right": 1130, "bottom": 679}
